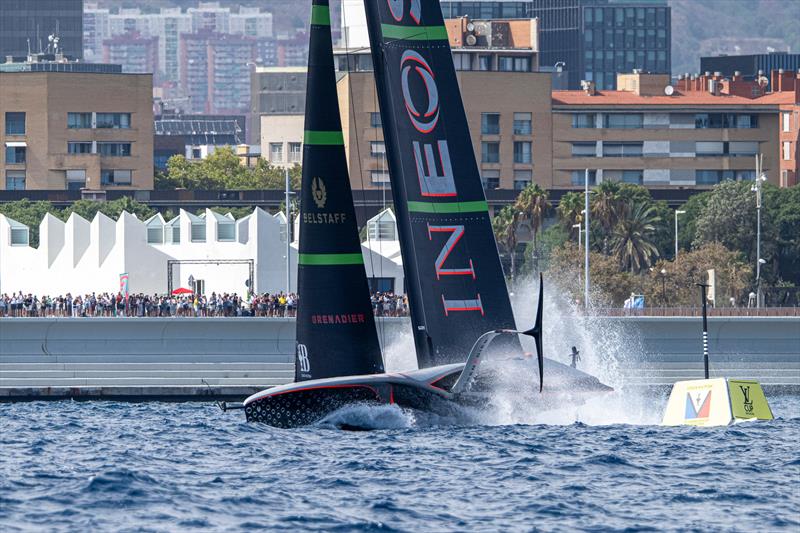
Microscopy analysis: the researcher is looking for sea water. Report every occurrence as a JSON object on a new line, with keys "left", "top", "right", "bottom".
{"left": 2, "top": 276, "right": 798, "bottom": 531}
{"left": 1, "top": 395, "right": 799, "bottom": 531}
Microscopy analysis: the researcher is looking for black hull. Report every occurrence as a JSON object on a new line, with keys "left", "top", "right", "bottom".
{"left": 243, "top": 380, "right": 457, "bottom": 428}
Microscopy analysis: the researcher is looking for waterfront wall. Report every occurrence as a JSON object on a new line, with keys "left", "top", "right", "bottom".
{"left": 0, "top": 316, "right": 797, "bottom": 399}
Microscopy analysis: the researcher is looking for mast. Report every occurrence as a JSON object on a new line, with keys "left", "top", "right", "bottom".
{"left": 362, "top": 0, "right": 520, "bottom": 367}
{"left": 294, "top": 0, "right": 384, "bottom": 381}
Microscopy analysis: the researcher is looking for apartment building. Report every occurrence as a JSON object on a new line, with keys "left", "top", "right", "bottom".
{"left": 551, "top": 71, "right": 798, "bottom": 189}
{"left": 0, "top": 60, "right": 153, "bottom": 190}
{"left": 250, "top": 67, "right": 307, "bottom": 145}
{"left": 262, "top": 17, "right": 547, "bottom": 190}
{"left": 102, "top": 33, "right": 159, "bottom": 74}
{"left": 180, "top": 32, "right": 256, "bottom": 115}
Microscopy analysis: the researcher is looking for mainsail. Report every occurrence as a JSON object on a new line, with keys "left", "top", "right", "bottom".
{"left": 295, "top": 0, "right": 384, "bottom": 381}
{"left": 363, "top": 0, "right": 520, "bottom": 367}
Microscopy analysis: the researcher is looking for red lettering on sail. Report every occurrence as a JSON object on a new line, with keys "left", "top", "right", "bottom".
{"left": 427, "top": 224, "right": 476, "bottom": 279}
{"left": 442, "top": 294, "right": 485, "bottom": 316}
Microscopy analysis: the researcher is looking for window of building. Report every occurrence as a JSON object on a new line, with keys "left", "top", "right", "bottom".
{"left": 513, "top": 112, "right": 532, "bottom": 135}
{"left": 5, "top": 145, "right": 26, "bottom": 164}
{"left": 288, "top": 142, "right": 302, "bottom": 163}
{"left": 192, "top": 148, "right": 202, "bottom": 159}
{"left": 98, "top": 142, "right": 132, "bottom": 157}
{"left": 68, "top": 142, "right": 93, "bottom": 154}
{"left": 67, "top": 112, "right": 92, "bottom": 129}
{"left": 269, "top": 142, "right": 283, "bottom": 162}
{"left": 498, "top": 56, "right": 514, "bottom": 71}
{"left": 368, "top": 218, "right": 396, "bottom": 241}
{"left": 785, "top": 141, "right": 792, "bottom": 161}
{"left": 603, "top": 142, "right": 643, "bottom": 157}
{"left": 695, "top": 113, "right": 758, "bottom": 129}
{"left": 696, "top": 170, "right": 724, "bottom": 185}
{"left": 370, "top": 141, "right": 386, "bottom": 157}
{"left": 571, "top": 170, "right": 596, "bottom": 186}
{"left": 370, "top": 170, "right": 390, "bottom": 184}
{"left": 513, "top": 170, "right": 531, "bottom": 190}
{"left": 10, "top": 226, "right": 29, "bottom": 246}
{"left": 572, "top": 113, "right": 596, "bottom": 128}
{"left": 217, "top": 221, "right": 235, "bottom": 241}
{"left": 604, "top": 114, "right": 643, "bottom": 129}
{"left": 621, "top": 170, "right": 643, "bottom": 184}
{"left": 695, "top": 141, "right": 725, "bottom": 156}
{"left": 481, "top": 141, "right": 500, "bottom": 163}
{"left": 478, "top": 55, "right": 491, "bottom": 71}
{"left": 101, "top": 169, "right": 132, "bottom": 185}
{"left": 513, "top": 141, "right": 532, "bottom": 164}
{"left": 95, "top": 113, "right": 131, "bottom": 129}
{"left": 146, "top": 221, "right": 164, "bottom": 244}
{"left": 66, "top": 169, "right": 86, "bottom": 190}
{"left": 784, "top": 112, "right": 792, "bottom": 132}
{"left": 5, "top": 170, "right": 25, "bottom": 190}
{"left": 481, "top": 169, "right": 500, "bottom": 190}
{"left": 481, "top": 113, "right": 500, "bottom": 135}
{"left": 191, "top": 220, "right": 206, "bottom": 243}
{"left": 728, "top": 141, "right": 759, "bottom": 157}
{"left": 736, "top": 170, "right": 756, "bottom": 181}
{"left": 370, "top": 112, "right": 382, "bottom": 128}
{"left": 571, "top": 142, "right": 596, "bottom": 157}
{"left": 453, "top": 52, "right": 472, "bottom": 71}
{"left": 5, "top": 112, "right": 25, "bottom": 135}
{"left": 512, "top": 57, "right": 531, "bottom": 72}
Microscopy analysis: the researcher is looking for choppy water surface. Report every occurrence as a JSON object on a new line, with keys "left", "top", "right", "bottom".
{"left": 1, "top": 394, "right": 798, "bottom": 532}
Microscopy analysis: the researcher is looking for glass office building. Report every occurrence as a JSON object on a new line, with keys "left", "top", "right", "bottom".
{"left": 0, "top": 0, "right": 83, "bottom": 60}
{"left": 441, "top": 0, "right": 670, "bottom": 89}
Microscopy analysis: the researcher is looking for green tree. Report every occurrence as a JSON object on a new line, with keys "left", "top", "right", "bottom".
{"left": 611, "top": 200, "right": 661, "bottom": 273}
{"left": 590, "top": 180, "right": 622, "bottom": 253}
{"left": 492, "top": 205, "right": 520, "bottom": 280}
{"left": 64, "top": 197, "right": 155, "bottom": 223}
{"left": 764, "top": 184, "right": 800, "bottom": 284}
{"left": 693, "top": 180, "right": 779, "bottom": 284}
{"left": 556, "top": 191, "right": 584, "bottom": 238}
{"left": 0, "top": 199, "right": 60, "bottom": 247}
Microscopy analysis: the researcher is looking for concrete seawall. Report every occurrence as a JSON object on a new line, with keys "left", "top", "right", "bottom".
{"left": 1, "top": 316, "right": 797, "bottom": 400}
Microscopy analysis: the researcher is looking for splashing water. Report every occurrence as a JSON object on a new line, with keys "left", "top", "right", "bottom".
{"left": 379, "top": 272, "right": 660, "bottom": 427}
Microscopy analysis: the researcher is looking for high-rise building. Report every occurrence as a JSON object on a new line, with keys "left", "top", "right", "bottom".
{"left": 103, "top": 33, "right": 159, "bottom": 75}
{"left": 83, "top": 4, "right": 110, "bottom": 63}
{"left": 180, "top": 32, "right": 256, "bottom": 115}
{"left": 440, "top": 0, "right": 670, "bottom": 89}
{"left": 0, "top": 0, "right": 84, "bottom": 60}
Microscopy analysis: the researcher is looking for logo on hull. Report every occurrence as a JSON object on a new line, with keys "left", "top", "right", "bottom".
{"left": 312, "top": 177, "right": 327, "bottom": 208}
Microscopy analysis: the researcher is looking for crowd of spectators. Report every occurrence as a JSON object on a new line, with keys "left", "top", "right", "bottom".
{"left": 0, "top": 291, "right": 409, "bottom": 318}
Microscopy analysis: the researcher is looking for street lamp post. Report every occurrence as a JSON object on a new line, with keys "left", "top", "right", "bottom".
{"left": 674, "top": 210, "right": 686, "bottom": 259}
{"left": 584, "top": 169, "right": 591, "bottom": 311}
{"left": 752, "top": 154, "right": 767, "bottom": 308}
{"left": 660, "top": 268, "right": 667, "bottom": 306}
{"left": 572, "top": 223, "right": 582, "bottom": 248}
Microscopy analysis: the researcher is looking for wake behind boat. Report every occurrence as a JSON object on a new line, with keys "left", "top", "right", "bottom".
{"left": 243, "top": 0, "right": 611, "bottom": 428}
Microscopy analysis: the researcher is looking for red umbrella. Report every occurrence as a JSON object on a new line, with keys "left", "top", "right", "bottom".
{"left": 171, "top": 287, "right": 193, "bottom": 295}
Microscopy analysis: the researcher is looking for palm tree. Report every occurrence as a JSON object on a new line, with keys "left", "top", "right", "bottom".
{"left": 492, "top": 205, "right": 520, "bottom": 280}
{"left": 557, "top": 191, "right": 584, "bottom": 238}
{"left": 591, "top": 180, "right": 622, "bottom": 253}
{"left": 515, "top": 184, "right": 550, "bottom": 247}
{"left": 611, "top": 200, "right": 661, "bottom": 273}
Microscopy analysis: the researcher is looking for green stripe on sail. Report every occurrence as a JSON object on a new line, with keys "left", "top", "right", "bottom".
{"left": 303, "top": 130, "right": 344, "bottom": 145}
{"left": 310, "top": 5, "right": 330, "bottom": 25}
{"left": 299, "top": 253, "right": 364, "bottom": 266}
{"left": 381, "top": 23, "right": 448, "bottom": 41}
{"left": 407, "top": 200, "right": 489, "bottom": 214}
